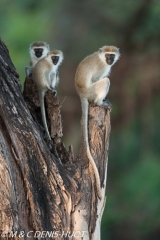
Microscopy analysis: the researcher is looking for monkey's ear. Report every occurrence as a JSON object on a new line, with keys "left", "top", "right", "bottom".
{"left": 99, "top": 48, "right": 102, "bottom": 53}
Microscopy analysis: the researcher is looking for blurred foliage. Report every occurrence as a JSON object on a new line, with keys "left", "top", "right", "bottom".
{"left": 1, "top": 0, "right": 160, "bottom": 239}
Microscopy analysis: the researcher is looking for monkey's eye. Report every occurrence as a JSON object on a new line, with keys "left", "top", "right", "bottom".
{"left": 105, "top": 54, "right": 110, "bottom": 58}
{"left": 34, "top": 48, "right": 43, "bottom": 58}
{"left": 51, "top": 56, "right": 59, "bottom": 65}
{"left": 110, "top": 54, "right": 115, "bottom": 60}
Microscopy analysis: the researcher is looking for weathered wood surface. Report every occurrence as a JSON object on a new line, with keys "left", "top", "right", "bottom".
{"left": 0, "top": 38, "right": 110, "bottom": 240}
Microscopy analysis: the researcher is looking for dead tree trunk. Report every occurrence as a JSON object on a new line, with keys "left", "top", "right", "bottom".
{"left": 0, "top": 38, "right": 111, "bottom": 240}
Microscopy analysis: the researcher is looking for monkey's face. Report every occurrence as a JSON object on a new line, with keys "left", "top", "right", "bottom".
{"left": 51, "top": 56, "right": 59, "bottom": 65}
{"left": 34, "top": 48, "right": 43, "bottom": 58}
{"left": 105, "top": 54, "right": 115, "bottom": 65}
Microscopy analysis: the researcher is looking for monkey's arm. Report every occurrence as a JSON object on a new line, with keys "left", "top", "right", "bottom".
{"left": 25, "top": 66, "right": 32, "bottom": 77}
{"left": 50, "top": 72, "right": 59, "bottom": 88}
{"left": 25, "top": 60, "right": 34, "bottom": 77}
{"left": 49, "top": 72, "right": 59, "bottom": 96}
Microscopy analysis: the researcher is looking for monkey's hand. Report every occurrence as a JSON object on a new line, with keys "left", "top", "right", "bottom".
{"left": 50, "top": 87, "right": 57, "bottom": 96}
{"left": 103, "top": 97, "right": 112, "bottom": 110}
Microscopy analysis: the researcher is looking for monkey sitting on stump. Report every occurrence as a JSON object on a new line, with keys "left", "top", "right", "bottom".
{"left": 25, "top": 41, "right": 50, "bottom": 77}
{"left": 32, "top": 50, "right": 64, "bottom": 140}
{"left": 75, "top": 46, "right": 120, "bottom": 199}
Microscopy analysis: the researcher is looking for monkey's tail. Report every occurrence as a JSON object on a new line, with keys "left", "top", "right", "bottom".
{"left": 80, "top": 96, "right": 102, "bottom": 200}
{"left": 38, "top": 91, "right": 51, "bottom": 140}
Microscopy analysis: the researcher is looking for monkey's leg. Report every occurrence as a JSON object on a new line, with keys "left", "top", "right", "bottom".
{"left": 89, "top": 78, "right": 111, "bottom": 109}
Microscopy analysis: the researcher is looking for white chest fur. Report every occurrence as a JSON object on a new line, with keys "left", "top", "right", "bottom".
{"left": 100, "top": 65, "right": 111, "bottom": 79}
{"left": 92, "top": 65, "right": 111, "bottom": 83}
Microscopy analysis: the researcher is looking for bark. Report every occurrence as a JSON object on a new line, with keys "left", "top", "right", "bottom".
{"left": 0, "top": 38, "right": 111, "bottom": 240}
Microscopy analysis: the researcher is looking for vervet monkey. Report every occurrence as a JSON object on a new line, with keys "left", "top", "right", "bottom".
{"left": 32, "top": 50, "right": 64, "bottom": 140}
{"left": 75, "top": 46, "right": 120, "bottom": 199}
{"left": 25, "top": 41, "right": 50, "bottom": 77}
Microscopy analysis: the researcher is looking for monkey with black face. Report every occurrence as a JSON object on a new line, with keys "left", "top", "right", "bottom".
{"left": 32, "top": 50, "right": 64, "bottom": 140}
{"left": 25, "top": 41, "right": 50, "bottom": 77}
{"left": 75, "top": 46, "right": 120, "bottom": 199}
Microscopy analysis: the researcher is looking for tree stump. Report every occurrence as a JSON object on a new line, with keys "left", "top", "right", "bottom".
{"left": 0, "top": 38, "right": 111, "bottom": 240}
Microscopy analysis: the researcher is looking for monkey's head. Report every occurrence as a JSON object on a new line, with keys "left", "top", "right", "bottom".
{"left": 99, "top": 46, "right": 120, "bottom": 66}
{"left": 30, "top": 41, "right": 50, "bottom": 59}
{"left": 48, "top": 50, "right": 64, "bottom": 66}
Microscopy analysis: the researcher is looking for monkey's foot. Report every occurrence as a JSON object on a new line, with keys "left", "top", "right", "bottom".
{"left": 103, "top": 98, "right": 112, "bottom": 110}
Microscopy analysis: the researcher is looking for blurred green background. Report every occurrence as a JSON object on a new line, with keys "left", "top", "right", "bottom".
{"left": 1, "top": 0, "right": 160, "bottom": 239}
